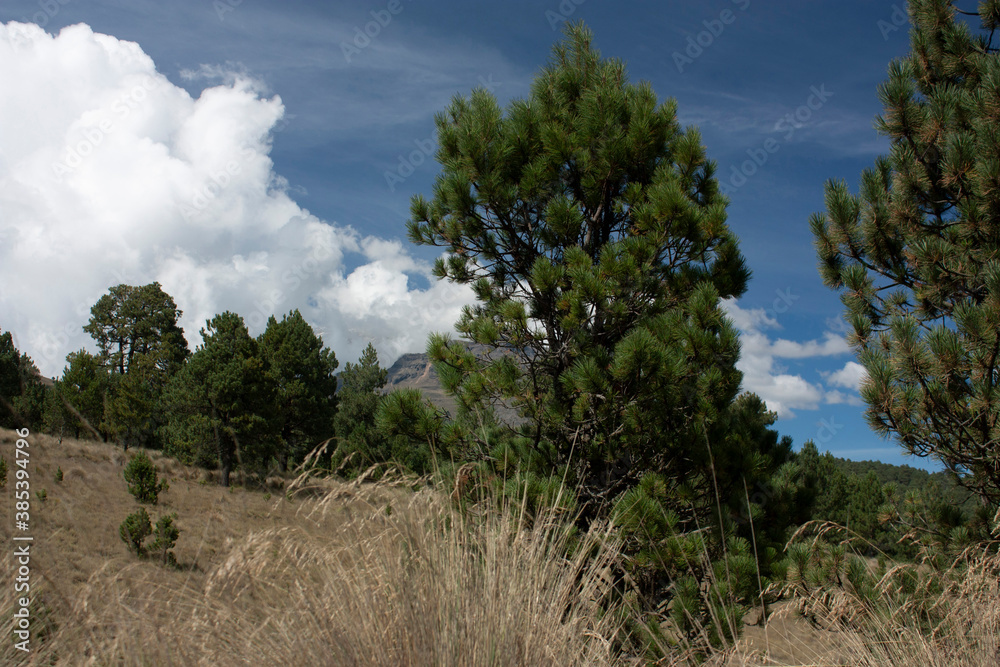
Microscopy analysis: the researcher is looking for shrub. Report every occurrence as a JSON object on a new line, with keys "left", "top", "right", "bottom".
{"left": 55, "top": 467, "right": 63, "bottom": 483}
{"left": 120, "top": 508, "right": 152, "bottom": 556}
{"left": 0, "top": 455, "right": 6, "bottom": 488}
{"left": 123, "top": 452, "right": 168, "bottom": 504}
{"left": 148, "top": 513, "right": 179, "bottom": 566}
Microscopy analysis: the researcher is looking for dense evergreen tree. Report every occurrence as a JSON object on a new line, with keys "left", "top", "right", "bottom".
{"left": 0, "top": 330, "right": 45, "bottom": 430}
{"left": 811, "top": 0, "right": 1000, "bottom": 503}
{"left": 44, "top": 349, "right": 108, "bottom": 440}
{"left": 407, "top": 23, "right": 751, "bottom": 507}
{"left": 83, "top": 283, "right": 188, "bottom": 376}
{"left": 331, "top": 342, "right": 389, "bottom": 472}
{"left": 402, "top": 23, "right": 794, "bottom": 647}
{"left": 103, "top": 351, "right": 168, "bottom": 449}
{"left": 163, "top": 312, "right": 275, "bottom": 486}
{"left": 258, "top": 310, "right": 339, "bottom": 471}
{"left": 79, "top": 283, "right": 189, "bottom": 449}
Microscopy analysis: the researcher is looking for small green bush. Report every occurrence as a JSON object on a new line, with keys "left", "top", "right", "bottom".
{"left": 55, "top": 467, "right": 63, "bottom": 483}
{"left": 0, "top": 455, "right": 7, "bottom": 488}
{"left": 149, "top": 513, "right": 180, "bottom": 566}
{"left": 123, "top": 452, "right": 168, "bottom": 504}
{"left": 120, "top": 507, "right": 152, "bottom": 556}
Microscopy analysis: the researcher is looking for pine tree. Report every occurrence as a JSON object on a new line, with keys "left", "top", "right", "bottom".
{"left": 83, "top": 283, "right": 189, "bottom": 450}
{"left": 331, "top": 342, "right": 389, "bottom": 473}
{"left": 83, "top": 283, "right": 188, "bottom": 376}
{"left": 406, "top": 22, "right": 751, "bottom": 512}
{"left": 258, "top": 310, "right": 338, "bottom": 471}
{"left": 163, "top": 312, "right": 275, "bottom": 486}
{"left": 811, "top": 0, "right": 1000, "bottom": 503}
{"left": 45, "top": 350, "right": 109, "bottom": 440}
{"left": 0, "top": 330, "right": 45, "bottom": 430}
{"left": 403, "top": 23, "right": 793, "bottom": 648}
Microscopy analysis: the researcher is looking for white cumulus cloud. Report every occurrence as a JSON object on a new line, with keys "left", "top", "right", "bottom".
{"left": 0, "top": 21, "right": 473, "bottom": 377}
{"left": 722, "top": 299, "right": 856, "bottom": 418}
{"left": 824, "top": 361, "right": 869, "bottom": 392}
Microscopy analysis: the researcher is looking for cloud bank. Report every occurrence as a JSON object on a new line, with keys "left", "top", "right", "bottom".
{"left": 0, "top": 21, "right": 472, "bottom": 377}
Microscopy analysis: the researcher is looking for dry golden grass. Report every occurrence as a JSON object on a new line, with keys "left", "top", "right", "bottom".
{"left": 0, "top": 429, "right": 627, "bottom": 665}
{"left": 719, "top": 550, "right": 1000, "bottom": 666}
{"left": 2, "top": 427, "right": 998, "bottom": 666}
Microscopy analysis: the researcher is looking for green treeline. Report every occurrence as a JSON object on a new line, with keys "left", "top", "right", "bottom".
{"left": 0, "top": 285, "right": 427, "bottom": 484}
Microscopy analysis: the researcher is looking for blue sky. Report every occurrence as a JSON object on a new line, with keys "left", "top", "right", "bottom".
{"left": 0, "top": 1, "right": 933, "bottom": 467}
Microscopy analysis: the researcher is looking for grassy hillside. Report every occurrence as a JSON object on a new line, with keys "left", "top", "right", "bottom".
{"left": 1, "top": 428, "right": 997, "bottom": 665}
{"left": 0, "top": 428, "right": 625, "bottom": 665}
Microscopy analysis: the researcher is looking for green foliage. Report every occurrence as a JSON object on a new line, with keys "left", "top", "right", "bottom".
{"left": 123, "top": 451, "right": 167, "bottom": 504}
{"left": 407, "top": 24, "right": 751, "bottom": 499}
{"left": 82, "top": 283, "right": 189, "bottom": 450}
{"left": 0, "top": 329, "right": 46, "bottom": 430}
{"left": 780, "top": 530, "right": 998, "bottom": 642}
{"left": 393, "top": 23, "right": 798, "bottom": 655}
{"left": 258, "top": 310, "right": 338, "bottom": 471}
{"left": 120, "top": 507, "right": 152, "bottom": 556}
{"left": 148, "top": 513, "right": 180, "bottom": 565}
{"left": 44, "top": 350, "right": 109, "bottom": 441}
{"left": 103, "top": 351, "right": 165, "bottom": 450}
{"left": 810, "top": 0, "right": 1000, "bottom": 504}
{"left": 55, "top": 467, "right": 63, "bottom": 483}
{"left": 83, "top": 282, "right": 188, "bottom": 376}
{"left": 798, "top": 440, "right": 990, "bottom": 558}
{"left": 331, "top": 342, "right": 389, "bottom": 474}
{"left": 375, "top": 387, "right": 446, "bottom": 475}
{"left": 163, "top": 311, "right": 276, "bottom": 486}
{"left": 879, "top": 480, "right": 996, "bottom": 561}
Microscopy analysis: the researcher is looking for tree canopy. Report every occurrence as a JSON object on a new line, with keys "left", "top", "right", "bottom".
{"left": 811, "top": 0, "right": 1000, "bottom": 503}
{"left": 164, "top": 311, "right": 275, "bottom": 486}
{"left": 258, "top": 309, "right": 339, "bottom": 470}
{"left": 407, "top": 23, "right": 753, "bottom": 512}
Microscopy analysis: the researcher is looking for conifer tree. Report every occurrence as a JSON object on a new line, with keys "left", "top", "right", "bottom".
{"left": 82, "top": 283, "right": 189, "bottom": 449}
{"left": 811, "top": 0, "right": 1000, "bottom": 503}
{"left": 163, "top": 312, "right": 275, "bottom": 486}
{"left": 403, "top": 24, "right": 794, "bottom": 647}
{"left": 0, "top": 330, "right": 45, "bottom": 430}
{"left": 407, "top": 23, "right": 752, "bottom": 512}
{"left": 46, "top": 350, "right": 109, "bottom": 440}
{"left": 332, "top": 342, "right": 389, "bottom": 472}
{"left": 258, "top": 310, "right": 339, "bottom": 471}
{"left": 84, "top": 283, "right": 188, "bottom": 376}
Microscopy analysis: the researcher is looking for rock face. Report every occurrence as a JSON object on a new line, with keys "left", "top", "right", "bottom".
{"left": 383, "top": 348, "right": 524, "bottom": 426}
{"left": 384, "top": 352, "right": 459, "bottom": 417}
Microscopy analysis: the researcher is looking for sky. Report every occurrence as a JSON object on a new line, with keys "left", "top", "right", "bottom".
{"left": 0, "top": 0, "right": 934, "bottom": 467}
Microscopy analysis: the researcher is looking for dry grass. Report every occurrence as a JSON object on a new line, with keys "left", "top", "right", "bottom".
{"left": 0, "top": 429, "right": 627, "bottom": 665}
{"left": 3, "top": 427, "right": 998, "bottom": 666}
{"left": 719, "top": 550, "right": 1000, "bottom": 666}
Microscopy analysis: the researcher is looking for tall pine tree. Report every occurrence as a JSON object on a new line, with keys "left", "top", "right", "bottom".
{"left": 258, "top": 310, "right": 339, "bottom": 471}
{"left": 332, "top": 342, "right": 389, "bottom": 473}
{"left": 811, "top": 0, "right": 1000, "bottom": 503}
{"left": 403, "top": 23, "right": 795, "bottom": 646}
{"left": 164, "top": 312, "right": 275, "bottom": 486}
{"left": 407, "top": 23, "right": 752, "bottom": 512}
